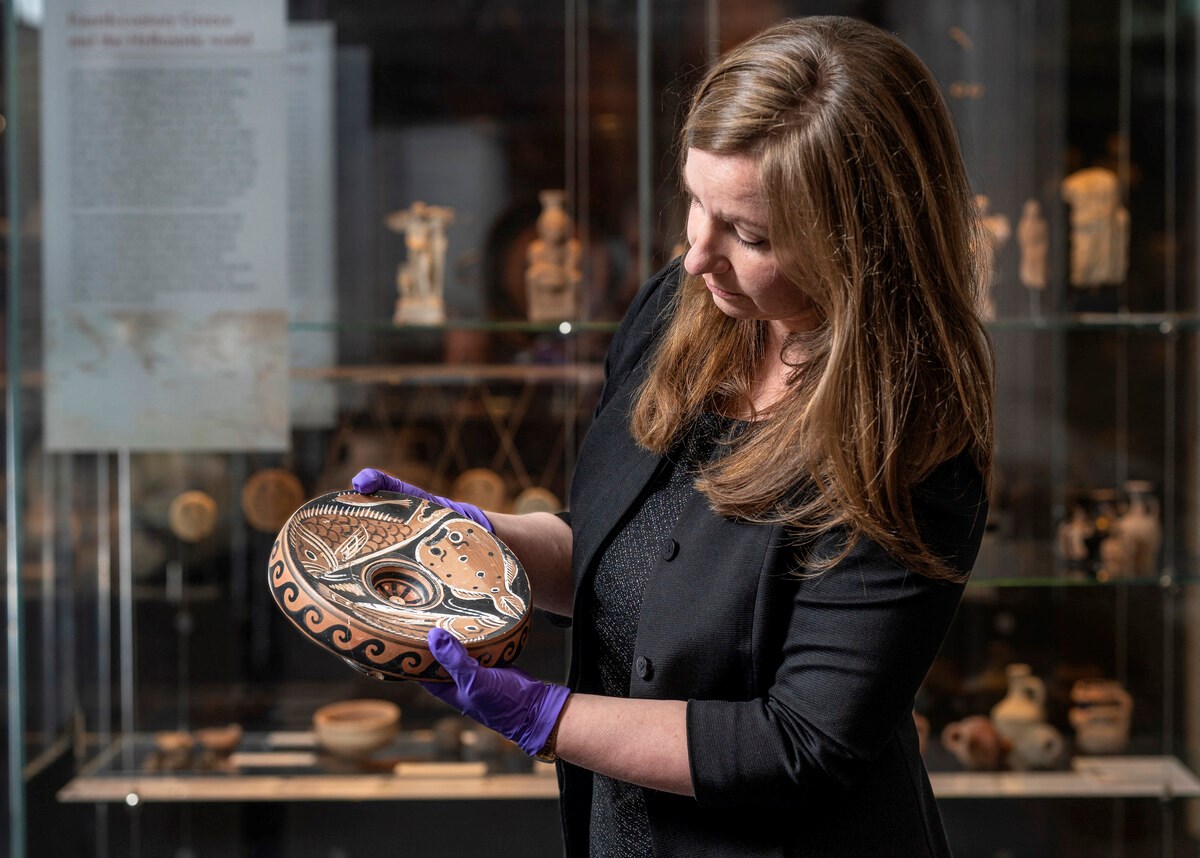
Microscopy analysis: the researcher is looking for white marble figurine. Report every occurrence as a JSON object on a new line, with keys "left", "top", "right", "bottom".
{"left": 388, "top": 201, "right": 456, "bottom": 325}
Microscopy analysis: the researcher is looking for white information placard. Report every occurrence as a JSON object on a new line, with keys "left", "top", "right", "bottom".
{"left": 42, "top": 0, "right": 290, "bottom": 450}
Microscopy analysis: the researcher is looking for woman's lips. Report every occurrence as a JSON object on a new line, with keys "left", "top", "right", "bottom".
{"left": 705, "top": 279, "right": 739, "bottom": 299}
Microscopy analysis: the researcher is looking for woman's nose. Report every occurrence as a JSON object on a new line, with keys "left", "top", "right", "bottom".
{"left": 683, "top": 221, "right": 729, "bottom": 276}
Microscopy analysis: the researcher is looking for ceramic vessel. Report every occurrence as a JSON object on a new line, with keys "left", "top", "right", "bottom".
{"left": 941, "top": 715, "right": 1009, "bottom": 770}
{"left": 168, "top": 490, "right": 219, "bottom": 543}
{"left": 449, "top": 468, "right": 507, "bottom": 513}
{"left": 990, "top": 663, "right": 1046, "bottom": 743}
{"left": 154, "top": 730, "right": 195, "bottom": 769}
{"left": 512, "top": 487, "right": 561, "bottom": 516}
{"left": 242, "top": 468, "right": 306, "bottom": 534}
{"left": 313, "top": 699, "right": 401, "bottom": 759}
{"left": 1008, "top": 722, "right": 1065, "bottom": 770}
{"left": 1069, "top": 678, "right": 1134, "bottom": 754}
{"left": 268, "top": 490, "right": 531, "bottom": 681}
{"left": 193, "top": 723, "right": 244, "bottom": 756}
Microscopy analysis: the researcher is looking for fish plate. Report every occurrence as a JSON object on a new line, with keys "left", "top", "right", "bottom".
{"left": 268, "top": 490, "right": 530, "bottom": 681}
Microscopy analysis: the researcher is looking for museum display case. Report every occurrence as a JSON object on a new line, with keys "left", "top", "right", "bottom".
{"left": 3, "top": 1, "right": 1200, "bottom": 856}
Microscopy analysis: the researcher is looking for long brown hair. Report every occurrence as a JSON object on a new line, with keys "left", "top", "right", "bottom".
{"left": 631, "top": 16, "right": 994, "bottom": 580}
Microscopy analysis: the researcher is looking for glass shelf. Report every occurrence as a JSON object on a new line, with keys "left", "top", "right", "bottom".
{"left": 289, "top": 319, "right": 622, "bottom": 334}
{"left": 58, "top": 732, "right": 559, "bottom": 804}
{"left": 929, "top": 756, "right": 1200, "bottom": 800}
{"left": 61, "top": 735, "right": 1198, "bottom": 804}
{"left": 988, "top": 312, "right": 1200, "bottom": 333}
{"left": 286, "top": 312, "right": 1200, "bottom": 335}
{"left": 966, "top": 575, "right": 1186, "bottom": 589}
{"left": 291, "top": 362, "right": 605, "bottom": 385}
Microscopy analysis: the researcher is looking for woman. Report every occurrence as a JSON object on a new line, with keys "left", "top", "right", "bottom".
{"left": 356, "top": 15, "right": 993, "bottom": 856}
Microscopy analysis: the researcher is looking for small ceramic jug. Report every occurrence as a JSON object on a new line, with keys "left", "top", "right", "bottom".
{"left": 1009, "top": 723, "right": 1065, "bottom": 770}
{"left": 991, "top": 663, "right": 1046, "bottom": 743}
{"left": 1069, "top": 678, "right": 1133, "bottom": 754}
{"left": 941, "top": 715, "right": 1009, "bottom": 771}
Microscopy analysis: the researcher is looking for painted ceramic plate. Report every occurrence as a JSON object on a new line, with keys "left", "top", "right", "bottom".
{"left": 268, "top": 490, "right": 530, "bottom": 682}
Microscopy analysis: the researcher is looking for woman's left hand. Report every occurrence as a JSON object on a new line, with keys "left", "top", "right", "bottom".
{"left": 423, "top": 628, "right": 570, "bottom": 757}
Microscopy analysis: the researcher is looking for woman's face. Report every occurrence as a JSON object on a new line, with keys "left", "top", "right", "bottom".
{"left": 683, "top": 148, "right": 819, "bottom": 334}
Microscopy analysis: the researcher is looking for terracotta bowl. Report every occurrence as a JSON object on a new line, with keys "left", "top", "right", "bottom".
{"left": 268, "top": 490, "right": 531, "bottom": 681}
{"left": 194, "top": 723, "right": 244, "bottom": 756}
{"left": 313, "top": 699, "right": 401, "bottom": 759}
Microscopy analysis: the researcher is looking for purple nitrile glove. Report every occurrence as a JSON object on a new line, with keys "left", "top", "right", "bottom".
{"left": 423, "top": 628, "right": 570, "bottom": 758}
{"left": 351, "top": 468, "right": 493, "bottom": 533}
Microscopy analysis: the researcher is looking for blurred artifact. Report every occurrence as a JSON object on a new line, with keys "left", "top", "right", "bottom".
{"left": 941, "top": 715, "right": 1009, "bottom": 770}
{"left": 991, "top": 663, "right": 1046, "bottom": 742}
{"left": 525, "top": 190, "right": 581, "bottom": 322}
{"left": 193, "top": 723, "right": 244, "bottom": 757}
{"left": 1061, "top": 167, "right": 1129, "bottom": 287}
{"left": 242, "top": 468, "right": 306, "bottom": 533}
{"left": 1116, "top": 480, "right": 1161, "bottom": 577}
{"left": 975, "top": 194, "right": 1010, "bottom": 319}
{"left": 450, "top": 467, "right": 508, "bottom": 513}
{"left": 152, "top": 731, "right": 195, "bottom": 771}
{"left": 512, "top": 486, "right": 561, "bottom": 515}
{"left": 168, "top": 490, "right": 219, "bottom": 543}
{"left": 1008, "top": 722, "right": 1065, "bottom": 770}
{"left": 989, "top": 663, "right": 1063, "bottom": 769}
{"left": 1069, "top": 678, "right": 1134, "bottom": 755}
{"left": 388, "top": 201, "right": 455, "bottom": 325}
{"left": 1016, "top": 199, "right": 1049, "bottom": 291}
{"left": 1056, "top": 501, "right": 1094, "bottom": 574}
{"left": 313, "top": 699, "right": 401, "bottom": 759}
{"left": 269, "top": 489, "right": 530, "bottom": 681}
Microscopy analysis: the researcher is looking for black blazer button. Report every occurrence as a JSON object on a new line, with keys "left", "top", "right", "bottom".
{"left": 662, "top": 538, "right": 679, "bottom": 561}
{"left": 635, "top": 656, "right": 654, "bottom": 680}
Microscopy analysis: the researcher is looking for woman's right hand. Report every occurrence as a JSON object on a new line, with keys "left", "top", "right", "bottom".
{"left": 351, "top": 468, "right": 494, "bottom": 533}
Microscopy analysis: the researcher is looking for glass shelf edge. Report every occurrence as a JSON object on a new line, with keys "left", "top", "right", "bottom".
{"left": 289, "top": 315, "right": 1199, "bottom": 334}
{"left": 987, "top": 311, "right": 1200, "bottom": 332}
{"left": 289, "top": 320, "right": 621, "bottom": 334}
{"left": 968, "top": 575, "right": 1198, "bottom": 589}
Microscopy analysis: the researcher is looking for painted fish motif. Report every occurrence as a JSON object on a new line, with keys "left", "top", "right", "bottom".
{"left": 286, "top": 491, "right": 527, "bottom": 622}
{"left": 286, "top": 493, "right": 447, "bottom": 583}
{"left": 415, "top": 519, "right": 526, "bottom": 619}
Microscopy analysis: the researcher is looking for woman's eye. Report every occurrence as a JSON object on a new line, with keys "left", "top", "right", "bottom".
{"left": 735, "top": 232, "right": 765, "bottom": 248}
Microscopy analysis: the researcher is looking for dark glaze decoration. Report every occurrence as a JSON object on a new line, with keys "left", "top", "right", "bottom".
{"left": 269, "top": 490, "right": 530, "bottom": 682}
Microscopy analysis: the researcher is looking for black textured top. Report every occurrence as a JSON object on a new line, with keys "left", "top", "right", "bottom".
{"left": 584, "top": 412, "right": 740, "bottom": 858}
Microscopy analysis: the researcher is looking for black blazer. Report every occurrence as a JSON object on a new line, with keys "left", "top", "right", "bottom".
{"left": 557, "top": 260, "right": 988, "bottom": 857}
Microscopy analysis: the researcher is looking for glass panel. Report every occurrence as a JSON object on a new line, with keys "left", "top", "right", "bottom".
{"left": 4, "top": 1, "right": 1198, "bottom": 855}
